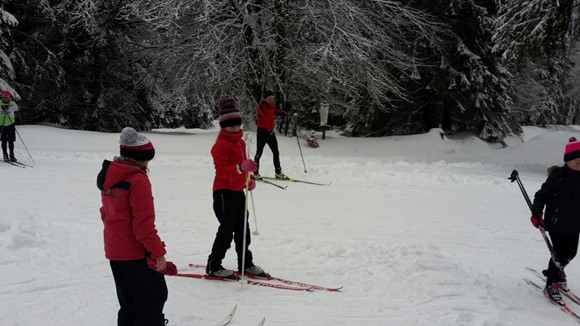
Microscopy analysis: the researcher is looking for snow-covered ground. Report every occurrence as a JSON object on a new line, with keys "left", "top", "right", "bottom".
{"left": 1, "top": 124, "right": 580, "bottom": 326}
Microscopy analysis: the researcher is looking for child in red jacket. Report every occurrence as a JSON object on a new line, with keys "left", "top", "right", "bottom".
{"left": 206, "top": 96, "right": 269, "bottom": 278}
{"left": 97, "top": 127, "right": 176, "bottom": 326}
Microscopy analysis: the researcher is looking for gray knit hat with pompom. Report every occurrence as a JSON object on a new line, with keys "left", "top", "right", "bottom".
{"left": 119, "top": 127, "right": 155, "bottom": 161}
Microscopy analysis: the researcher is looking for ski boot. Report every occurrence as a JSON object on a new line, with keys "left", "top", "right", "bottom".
{"left": 275, "top": 172, "right": 290, "bottom": 180}
{"left": 243, "top": 265, "right": 270, "bottom": 278}
{"left": 206, "top": 265, "right": 238, "bottom": 280}
{"left": 544, "top": 283, "right": 564, "bottom": 304}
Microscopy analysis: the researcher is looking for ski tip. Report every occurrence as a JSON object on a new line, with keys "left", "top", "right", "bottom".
{"left": 214, "top": 304, "right": 237, "bottom": 326}
{"left": 258, "top": 316, "right": 266, "bottom": 326}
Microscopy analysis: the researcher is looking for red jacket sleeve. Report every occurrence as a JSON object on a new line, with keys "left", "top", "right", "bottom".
{"left": 129, "top": 175, "right": 166, "bottom": 259}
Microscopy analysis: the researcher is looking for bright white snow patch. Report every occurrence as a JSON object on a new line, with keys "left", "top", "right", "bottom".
{"left": 1, "top": 125, "right": 579, "bottom": 325}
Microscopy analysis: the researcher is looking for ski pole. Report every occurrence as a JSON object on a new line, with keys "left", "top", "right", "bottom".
{"left": 508, "top": 169, "right": 564, "bottom": 272}
{"left": 240, "top": 171, "right": 250, "bottom": 286}
{"left": 291, "top": 113, "right": 307, "bottom": 173}
{"left": 249, "top": 191, "right": 259, "bottom": 236}
{"left": 244, "top": 131, "right": 260, "bottom": 235}
{"left": 0, "top": 115, "right": 5, "bottom": 159}
{"left": 0, "top": 124, "right": 3, "bottom": 153}
{"left": 7, "top": 115, "right": 35, "bottom": 165}
{"left": 14, "top": 126, "right": 35, "bottom": 165}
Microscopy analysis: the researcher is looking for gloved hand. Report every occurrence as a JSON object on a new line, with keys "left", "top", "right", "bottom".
{"left": 158, "top": 261, "right": 178, "bottom": 275}
{"left": 239, "top": 159, "right": 258, "bottom": 172}
{"left": 531, "top": 212, "right": 544, "bottom": 228}
{"left": 147, "top": 256, "right": 178, "bottom": 275}
{"left": 249, "top": 175, "right": 256, "bottom": 191}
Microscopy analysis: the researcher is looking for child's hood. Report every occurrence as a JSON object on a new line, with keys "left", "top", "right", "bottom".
{"left": 97, "top": 160, "right": 146, "bottom": 191}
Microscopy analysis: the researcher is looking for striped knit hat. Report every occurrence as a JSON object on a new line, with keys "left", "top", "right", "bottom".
{"left": 119, "top": 127, "right": 155, "bottom": 161}
{"left": 218, "top": 96, "right": 243, "bottom": 128}
{"left": 564, "top": 137, "right": 580, "bottom": 162}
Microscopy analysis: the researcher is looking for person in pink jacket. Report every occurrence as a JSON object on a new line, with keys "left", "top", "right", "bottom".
{"left": 206, "top": 96, "right": 269, "bottom": 279}
{"left": 97, "top": 127, "right": 176, "bottom": 326}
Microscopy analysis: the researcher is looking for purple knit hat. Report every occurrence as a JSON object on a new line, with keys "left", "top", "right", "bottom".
{"left": 218, "top": 96, "right": 243, "bottom": 128}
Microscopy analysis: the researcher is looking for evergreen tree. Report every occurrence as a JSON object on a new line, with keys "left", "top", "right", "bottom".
{"left": 493, "top": 0, "right": 577, "bottom": 126}
{"left": 397, "top": 0, "right": 515, "bottom": 142}
{"left": 0, "top": 0, "right": 18, "bottom": 94}
{"left": 7, "top": 0, "right": 189, "bottom": 131}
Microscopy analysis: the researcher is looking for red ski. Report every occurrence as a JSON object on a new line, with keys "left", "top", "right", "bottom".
{"left": 172, "top": 272, "right": 313, "bottom": 291}
{"left": 188, "top": 263, "right": 342, "bottom": 292}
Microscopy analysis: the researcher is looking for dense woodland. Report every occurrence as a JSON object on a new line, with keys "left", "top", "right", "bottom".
{"left": 1, "top": 0, "right": 579, "bottom": 142}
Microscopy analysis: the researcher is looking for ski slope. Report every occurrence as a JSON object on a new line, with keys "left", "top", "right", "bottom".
{"left": 1, "top": 124, "right": 580, "bottom": 325}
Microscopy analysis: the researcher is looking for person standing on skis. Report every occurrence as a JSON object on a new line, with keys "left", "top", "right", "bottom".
{"left": 0, "top": 90, "right": 19, "bottom": 162}
{"left": 254, "top": 90, "right": 288, "bottom": 179}
{"left": 97, "top": 127, "right": 176, "bottom": 326}
{"left": 206, "top": 96, "right": 269, "bottom": 279}
{"left": 531, "top": 137, "right": 580, "bottom": 303}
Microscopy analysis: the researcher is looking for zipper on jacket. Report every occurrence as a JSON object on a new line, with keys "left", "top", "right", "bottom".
{"left": 551, "top": 208, "right": 559, "bottom": 225}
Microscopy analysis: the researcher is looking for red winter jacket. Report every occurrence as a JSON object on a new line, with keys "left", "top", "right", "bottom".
{"left": 212, "top": 129, "right": 248, "bottom": 192}
{"left": 97, "top": 160, "right": 166, "bottom": 260}
{"left": 256, "top": 101, "right": 286, "bottom": 133}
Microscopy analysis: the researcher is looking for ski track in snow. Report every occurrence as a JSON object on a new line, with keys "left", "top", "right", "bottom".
{"left": 1, "top": 125, "right": 579, "bottom": 325}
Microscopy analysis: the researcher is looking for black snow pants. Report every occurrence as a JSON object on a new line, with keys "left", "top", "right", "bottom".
{"left": 207, "top": 189, "right": 254, "bottom": 273}
{"left": 110, "top": 259, "right": 168, "bottom": 326}
{"left": 545, "top": 232, "right": 579, "bottom": 285}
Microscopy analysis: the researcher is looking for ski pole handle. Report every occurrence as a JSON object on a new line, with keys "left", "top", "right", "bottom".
{"left": 508, "top": 169, "right": 533, "bottom": 211}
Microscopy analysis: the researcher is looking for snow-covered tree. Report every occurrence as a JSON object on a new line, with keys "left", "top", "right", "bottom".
{"left": 42, "top": 0, "right": 159, "bottom": 131}
{"left": 5, "top": 0, "right": 580, "bottom": 137}
{"left": 128, "top": 0, "right": 441, "bottom": 131}
{"left": 0, "top": 0, "right": 18, "bottom": 95}
{"left": 4, "top": 0, "right": 187, "bottom": 131}
{"left": 390, "top": 0, "right": 515, "bottom": 142}
{"left": 281, "top": 1, "right": 442, "bottom": 133}
{"left": 493, "top": 0, "right": 578, "bottom": 126}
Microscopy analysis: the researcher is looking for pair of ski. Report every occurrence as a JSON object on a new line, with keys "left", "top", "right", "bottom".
{"left": 256, "top": 175, "right": 330, "bottom": 190}
{"left": 524, "top": 266, "right": 580, "bottom": 323}
{"left": 173, "top": 263, "right": 342, "bottom": 292}
{"left": 214, "top": 305, "right": 265, "bottom": 326}
{"left": 2, "top": 160, "right": 32, "bottom": 168}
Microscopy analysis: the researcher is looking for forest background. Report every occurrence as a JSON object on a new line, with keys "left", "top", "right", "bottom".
{"left": 1, "top": 0, "right": 579, "bottom": 143}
